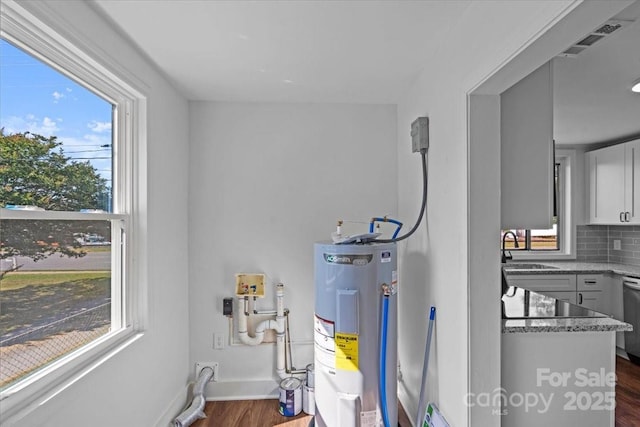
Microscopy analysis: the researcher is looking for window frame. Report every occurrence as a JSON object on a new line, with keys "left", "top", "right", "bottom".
{"left": 0, "top": 1, "right": 147, "bottom": 420}
{"left": 508, "top": 150, "right": 575, "bottom": 260}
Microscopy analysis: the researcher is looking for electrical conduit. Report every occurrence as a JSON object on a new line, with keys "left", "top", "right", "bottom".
{"left": 174, "top": 366, "right": 214, "bottom": 427}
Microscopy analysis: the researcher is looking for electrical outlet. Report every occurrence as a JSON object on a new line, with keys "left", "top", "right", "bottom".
{"left": 214, "top": 333, "right": 225, "bottom": 350}
{"left": 613, "top": 239, "right": 622, "bottom": 250}
{"left": 195, "top": 362, "right": 219, "bottom": 382}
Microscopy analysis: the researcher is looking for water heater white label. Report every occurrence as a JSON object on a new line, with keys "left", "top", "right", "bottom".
{"left": 314, "top": 315, "right": 334, "bottom": 337}
{"left": 360, "top": 410, "right": 381, "bottom": 427}
{"left": 314, "top": 315, "right": 336, "bottom": 371}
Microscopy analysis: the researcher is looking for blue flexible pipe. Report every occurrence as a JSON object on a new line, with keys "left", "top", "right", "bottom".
{"left": 370, "top": 217, "right": 403, "bottom": 239}
{"left": 379, "top": 295, "right": 391, "bottom": 427}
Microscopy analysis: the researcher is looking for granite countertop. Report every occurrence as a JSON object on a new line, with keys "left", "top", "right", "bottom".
{"left": 501, "top": 263, "right": 635, "bottom": 333}
{"left": 502, "top": 316, "right": 632, "bottom": 334}
{"left": 502, "top": 261, "right": 640, "bottom": 277}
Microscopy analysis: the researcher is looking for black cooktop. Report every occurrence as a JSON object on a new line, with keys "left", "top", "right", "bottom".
{"left": 502, "top": 286, "right": 609, "bottom": 319}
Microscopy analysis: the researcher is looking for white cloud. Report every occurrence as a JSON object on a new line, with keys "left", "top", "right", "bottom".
{"left": 52, "top": 91, "right": 64, "bottom": 102}
{"left": 0, "top": 115, "right": 60, "bottom": 136}
{"left": 88, "top": 120, "right": 112, "bottom": 133}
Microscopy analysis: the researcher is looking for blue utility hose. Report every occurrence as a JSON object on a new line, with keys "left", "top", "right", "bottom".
{"left": 369, "top": 217, "right": 403, "bottom": 239}
{"left": 379, "top": 295, "right": 391, "bottom": 427}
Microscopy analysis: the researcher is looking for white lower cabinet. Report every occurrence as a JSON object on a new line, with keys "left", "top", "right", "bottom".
{"left": 506, "top": 274, "right": 575, "bottom": 295}
{"left": 577, "top": 274, "right": 610, "bottom": 314}
{"left": 506, "top": 271, "right": 628, "bottom": 352}
{"left": 506, "top": 273, "right": 611, "bottom": 314}
{"left": 539, "top": 290, "right": 577, "bottom": 305}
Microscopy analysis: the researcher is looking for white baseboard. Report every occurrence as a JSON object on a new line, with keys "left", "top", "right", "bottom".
{"left": 205, "top": 379, "right": 281, "bottom": 401}
{"left": 616, "top": 346, "right": 629, "bottom": 360}
{"left": 155, "top": 384, "right": 190, "bottom": 427}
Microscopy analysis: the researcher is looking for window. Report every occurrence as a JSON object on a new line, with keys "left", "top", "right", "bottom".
{"left": 501, "top": 152, "right": 572, "bottom": 256}
{"left": 0, "top": 2, "right": 144, "bottom": 408}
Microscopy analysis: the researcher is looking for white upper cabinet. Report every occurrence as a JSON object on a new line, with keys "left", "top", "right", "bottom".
{"left": 587, "top": 138, "right": 640, "bottom": 224}
{"left": 501, "top": 62, "right": 554, "bottom": 229}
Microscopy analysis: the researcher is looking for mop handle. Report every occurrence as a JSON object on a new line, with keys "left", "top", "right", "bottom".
{"left": 416, "top": 306, "right": 436, "bottom": 427}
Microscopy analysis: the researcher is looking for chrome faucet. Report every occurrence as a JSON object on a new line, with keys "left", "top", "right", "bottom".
{"left": 501, "top": 231, "right": 519, "bottom": 263}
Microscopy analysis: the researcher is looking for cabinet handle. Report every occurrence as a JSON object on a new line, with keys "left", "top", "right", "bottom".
{"left": 626, "top": 212, "right": 631, "bottom": 222}
{"left": 620, "top": 212, "right": 625, "bottom": 222}
{"left": 578, "top": 293, "right": 583, "bottom": 305}
{"left": 584, "top": 280, "right": 596, "bottom": 284}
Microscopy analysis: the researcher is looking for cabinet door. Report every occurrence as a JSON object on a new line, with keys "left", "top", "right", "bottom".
{"left": 624, "top": 139, "right": 640, "bottom": 223}
{"left": 577, "top": 290, "right": 606, "bottom": 313}
{"left": 501, "top": 61, "right": 554, "bottom": 229}
{"left": 540, "top": 290, "right": 577, "bottom": 305}
{"left": 588, "top": 144, "right": 626, "bottom": 224}
{"left": 576, "top": 274, "right": 606, "bottom": 291}
{"left": 506, "top": 274, "right": 576, "bottom": 292}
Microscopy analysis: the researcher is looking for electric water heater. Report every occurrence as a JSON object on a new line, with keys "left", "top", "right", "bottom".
{"left": 313, "top": 241, "right": 397, "bottom": 427}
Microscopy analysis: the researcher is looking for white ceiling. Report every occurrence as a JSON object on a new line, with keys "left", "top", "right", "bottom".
{"left": 93, "top": 0, "right": 471, "bottom": 104}
{"left": 93, "top": 0, "right": 640, "bottom": 146}
{"left": 553, "top": 1, "right": 640, "bottom": 145}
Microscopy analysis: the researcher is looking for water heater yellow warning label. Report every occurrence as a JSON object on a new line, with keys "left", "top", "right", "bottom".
{"left": 335, "top": 333, "right": 358, "bottom": 371}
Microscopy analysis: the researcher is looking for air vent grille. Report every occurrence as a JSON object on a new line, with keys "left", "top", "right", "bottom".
{"left": 593, "top": 23, "right": 623, "bottom": 35}
{"left": 576, "top": 34, "right": 605, "bottom": 47}
{"left": 557, "top": 19, "right": 632, "bottom": 58}
{"left": 560, "top": 46, "right": 587, "bottom": 57}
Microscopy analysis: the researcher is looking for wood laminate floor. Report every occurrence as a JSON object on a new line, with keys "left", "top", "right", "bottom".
{"left": 192, "top": 357, "right": 640, "bottom": 427}
{"left": 616, "top": 356, "right": 640, "bottom": 427}
{"left": 191, "top": 399, "right": 411, "bottom": 427}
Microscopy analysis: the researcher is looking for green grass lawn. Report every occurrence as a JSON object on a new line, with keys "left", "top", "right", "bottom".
{"left": 1, "top": 271, "right": 111, "bottom": 337}
{"left": 0, "top": 271, "right": 110, "bottom": 291}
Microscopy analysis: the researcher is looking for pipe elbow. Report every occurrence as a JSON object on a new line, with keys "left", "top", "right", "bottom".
{"left": 239, "top": 330, "right": 264, "bottom": 346}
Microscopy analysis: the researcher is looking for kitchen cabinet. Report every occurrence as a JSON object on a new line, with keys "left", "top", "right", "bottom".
{"left": 506, "top": 274, "right": 576, "bottom": 303}
{"left": 576, "top": 274, "right": 609, "bottom": 314}
{"left": 505, "top": 273, "right": 611, "bottom": 313}
{"left": 501, "top": 61, "right": 554, "bottom": 229}
{"left": 587, "top": 138, "right": 640, "bottom": 224}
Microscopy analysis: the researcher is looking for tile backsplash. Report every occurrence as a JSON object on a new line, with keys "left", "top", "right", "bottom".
{"left": 576, "top": 225, "right": 640, "bottom": 266}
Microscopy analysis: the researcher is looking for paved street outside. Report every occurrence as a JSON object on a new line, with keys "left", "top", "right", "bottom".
{"left": 0, "top": 250, "right": 110, "bottom": 272}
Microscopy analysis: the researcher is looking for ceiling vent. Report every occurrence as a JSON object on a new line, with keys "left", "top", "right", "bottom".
{"left": 557, "top": 19, "right": 632, "bottom": 58}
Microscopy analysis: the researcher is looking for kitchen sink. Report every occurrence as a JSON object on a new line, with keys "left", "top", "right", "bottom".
{"left": 502, "top": 263, "right": 559, "bottom": 270}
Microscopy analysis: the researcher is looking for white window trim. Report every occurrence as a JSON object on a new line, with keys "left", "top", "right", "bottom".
{"left": 511, "top": 149, "right": 576, "bottom": 260}
{"left": 0, "top": 1, "right": 147, "bottom": 421}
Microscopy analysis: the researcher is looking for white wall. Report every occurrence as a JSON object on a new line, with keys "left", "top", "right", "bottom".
{"left": 188, "top": 102, "right": 397, "bottom": 396}
{"left": 392, "top": 1, "right": 622, "bottom": 426}
{"left": 10, "top": 2, "right": 191, "bottom": 426}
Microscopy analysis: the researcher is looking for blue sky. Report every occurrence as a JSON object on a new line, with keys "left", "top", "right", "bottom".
{"left": 0, "top": 39, "right": 113, "bottom": 185}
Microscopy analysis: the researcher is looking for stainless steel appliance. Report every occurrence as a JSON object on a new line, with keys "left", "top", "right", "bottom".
{"left": 622, "top": 276, "right": 640, "bottom": 364}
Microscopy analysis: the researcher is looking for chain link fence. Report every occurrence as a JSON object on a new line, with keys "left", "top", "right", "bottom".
{"left": 0, "top": 303, "right": 110, "bottom": 388}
